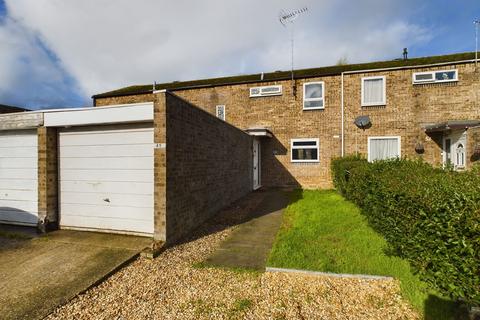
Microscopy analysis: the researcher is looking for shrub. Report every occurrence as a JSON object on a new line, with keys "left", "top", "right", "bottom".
{"left": 331, "top": 157, "right": 480, "bottom": 305}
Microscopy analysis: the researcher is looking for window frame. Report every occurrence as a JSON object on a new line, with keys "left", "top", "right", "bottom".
{"left": 367, "top": 136, "right": 401, "bottom": 162}
{"left": 412, "top": 69, "right": 458, "bottom": 84}
{"left": 215, "top": 105, "right": 226, "bottom": 121}
{"left": 249, "top": 85, "right": 283, "bottom": 97}
{"left": 361, "top": 76, "right": 386, "bottom": 107}
{"left": 290, "top": 138, "right": 320, "bottom": 163}
{"left": 303, "top": 81, "right": 325, "bottom": 110}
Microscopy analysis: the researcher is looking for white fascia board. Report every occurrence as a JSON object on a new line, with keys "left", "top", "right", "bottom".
{"left": 43, "top": 102, "right": 153, "bottom": 127}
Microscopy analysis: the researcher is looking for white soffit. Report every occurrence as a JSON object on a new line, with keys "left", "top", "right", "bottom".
{"left": 43, "top": 103, "right": 153, "bottom": 127}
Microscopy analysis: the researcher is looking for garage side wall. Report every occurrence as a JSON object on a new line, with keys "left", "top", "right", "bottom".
{"left": 164, "top": 92, "right": 253, "bottom": 244}
{"left": 153, "top": 94, "right": 167, "bottom": 241}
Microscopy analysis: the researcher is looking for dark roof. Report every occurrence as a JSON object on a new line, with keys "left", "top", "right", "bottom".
{"left": 0, "top": 104, "right": 29, "bottom": 114}
{"left": 93, "top": 52, "right": 477, "bottom": 99}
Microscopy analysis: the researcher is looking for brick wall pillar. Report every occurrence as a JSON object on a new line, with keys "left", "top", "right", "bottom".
{"left": 37, "top": 127, "right": 58, "bottom": 232}
{"left": 153, "top": 92, "right": 167, "bottom": 241}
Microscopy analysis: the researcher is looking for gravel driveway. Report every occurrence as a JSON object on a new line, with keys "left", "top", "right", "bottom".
{"left": 47, "top": 192, "right": 419, "bottom": 320}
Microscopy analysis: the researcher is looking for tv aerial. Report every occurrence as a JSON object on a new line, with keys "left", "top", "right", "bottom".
{"left": 278, "top": 7, "right": 308, "bottom": 96}
{"left": 475, "top": 20, "right": 480, "bottom": 68}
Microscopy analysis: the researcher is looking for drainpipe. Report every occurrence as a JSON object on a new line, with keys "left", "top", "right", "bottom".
{"left": 341, "top": 72, "right": 345, "bottom": 157}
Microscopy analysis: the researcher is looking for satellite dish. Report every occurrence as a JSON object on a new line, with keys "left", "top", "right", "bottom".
{"left": 354, "top": 115, "right": 371, "bottom": 130}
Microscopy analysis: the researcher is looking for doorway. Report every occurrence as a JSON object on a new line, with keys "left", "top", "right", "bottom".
{"left": 443, "top": 131, "right": 467, "bottom": 170}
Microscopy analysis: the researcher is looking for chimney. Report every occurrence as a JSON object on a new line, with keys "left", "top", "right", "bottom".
{"left": 403, "top": 48, "right": 408, "bottom": 60}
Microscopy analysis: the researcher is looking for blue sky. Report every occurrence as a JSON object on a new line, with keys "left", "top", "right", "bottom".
{"left": 0, "top": 0, "right": 479, "bottom": 110}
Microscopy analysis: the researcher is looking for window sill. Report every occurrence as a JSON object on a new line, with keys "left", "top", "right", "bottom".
{"left": 412, "top": 80, "right": 458, "bottom": 85}
{"left": 362, "top": 103, "right": 386, "bottom": 107}
{"left": 291, "top": 160, "right": 320, "bottom": 164}
{"left": 302, "top": 107, "right": 325, "bottom": 111}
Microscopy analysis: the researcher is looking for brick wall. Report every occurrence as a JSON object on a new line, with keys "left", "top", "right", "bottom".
{"left": 96, "top": 61, "right": 480, "bottom": 188}
{"left": 37, "top": 127, "right": 58, "bottom": 232}
{"left": 342, "top": 63, "right": 480, "bottom": 167}
{"left": 152, "top": 93, "right": 167, "bottom": 241}
{"left": 173, "top": 79, "right": 340, "bottom": 189}
{"left": 468, "top": 126, "right": 480, "bottom": 165}
{"left": 95, "top": 93, "right": 154, "bottom": 107}
{"left": 163, "top": 92, "right": 253, "bottom": 243}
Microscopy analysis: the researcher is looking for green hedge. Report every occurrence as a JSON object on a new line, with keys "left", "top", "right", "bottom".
{"left": 331, "top": 157, "right": 480, "bottom": 305}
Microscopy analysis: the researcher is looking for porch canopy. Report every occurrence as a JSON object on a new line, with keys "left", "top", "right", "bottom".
{"left": 423, "top": 120, "right": 480, "bottom": 133}
{"left": 245, "top": 127, "right": 273, "bottom": 138}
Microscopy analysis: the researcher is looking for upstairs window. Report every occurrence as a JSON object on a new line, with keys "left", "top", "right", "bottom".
{"left": 216, "top": 105, "right": 225, "bottom": 121}
{"left": 362, "top": 76, "right": 386, "bottom": 106}
{"left": 412, "top": 69, "right": 458, "bottom": 84}
{"left": 249, "top": 85, "right": 282, "bottom": 97}
{"left": 303, "top": 82, "right": 324, "bottom": 110}
{"left": 291, "top": 138, "right": 319, "bottom": 162}
{"left": 368, "top": 136, "right": 401, "bottom": 162}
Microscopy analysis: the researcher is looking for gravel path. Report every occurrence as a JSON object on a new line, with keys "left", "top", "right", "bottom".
{"left": 47, "top": 192, "right": 419, "bottom": 320}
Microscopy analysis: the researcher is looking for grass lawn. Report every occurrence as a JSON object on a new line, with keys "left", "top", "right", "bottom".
{"left": 268, "top": 189, "right": 461, "bottom": 320}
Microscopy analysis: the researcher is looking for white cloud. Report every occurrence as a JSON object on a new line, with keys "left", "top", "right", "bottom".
{"left": 0, "top": 16, "right": 86, "bottom": 108}
{"left": 3, "top": 0, "right": 432, "bottom": 106}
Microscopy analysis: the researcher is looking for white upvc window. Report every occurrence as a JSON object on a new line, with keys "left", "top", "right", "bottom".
{"left": 291, "top": 138, "right": 319, "bottom": 163}
{"left": 368, "top": 136, "right": 401, "bottom": 162}
{"left": 303, "top": 82, "right": 325, "bottom": 110}
{"left": 216, "top": 105, "right": 225, "bottom": 121}
{"left": 361, "top": 76, "right": 386, "bottom": 106}
{"left": 412, "top": 69, "right": 458, "bottom": 84}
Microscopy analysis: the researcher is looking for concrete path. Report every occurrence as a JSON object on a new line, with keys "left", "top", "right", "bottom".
{"left": 204, "top": 190, "right": 289, "bottom": 270}
{"left": 0, "top": 228, "right": 151, "bottom": 320}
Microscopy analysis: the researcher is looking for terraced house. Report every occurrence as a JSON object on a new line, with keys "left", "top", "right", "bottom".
{"left": 94, "top": 51, "right": 480, "bottom": 185}
{"left": 0, "top": 51, "right": 479, "bottom": 243}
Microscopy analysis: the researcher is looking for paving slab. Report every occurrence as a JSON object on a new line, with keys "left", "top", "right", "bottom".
{"left": 0, "top": 229, "right": 152, "bottom": 320}
{"left": 204, "top": 190, "right": 289, "bottom": 270}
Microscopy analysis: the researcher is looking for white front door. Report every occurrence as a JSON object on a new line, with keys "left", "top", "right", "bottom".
{"left": 443, "top": 131, "right": 467, "bottom": 170}
{"left": 253, "top": 138, "right": 261, "bottom": 190}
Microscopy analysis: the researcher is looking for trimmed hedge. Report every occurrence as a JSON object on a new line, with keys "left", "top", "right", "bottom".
{"left": 331, "top": 157, "right": 480, "bottom": 305}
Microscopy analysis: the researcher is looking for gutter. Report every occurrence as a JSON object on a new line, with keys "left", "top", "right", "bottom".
{"left": 339, "top": 58, "right": 475, "bottom": 157}
{"left": 340, "top": 59, "right": 475, "bottom": 75}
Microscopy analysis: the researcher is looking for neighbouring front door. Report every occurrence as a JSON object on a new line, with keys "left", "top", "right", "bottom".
{"left": 443, "top": 131, "right": 467, "bottom": 170}
{"left": 253, "top": 138, "right": 261, "bottom": 190}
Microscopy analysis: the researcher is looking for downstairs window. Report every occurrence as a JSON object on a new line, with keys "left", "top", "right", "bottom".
{"left": 291, "top": 138, "right": 319, "bottom": 163}
{"left": 368, "top": 136, "right": 401, "bottom": 162}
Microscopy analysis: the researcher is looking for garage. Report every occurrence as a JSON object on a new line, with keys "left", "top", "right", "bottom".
{"left": 0, "top": 130, "right": 38, "bottom": 226}
{"left": 58, "top": 123, "right": 154, "bottom": 235}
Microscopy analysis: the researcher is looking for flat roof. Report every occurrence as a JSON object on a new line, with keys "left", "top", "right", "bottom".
{"left": 92, "top": 51, "right": 477, "bottom": 99}
{"left": 424, "top": 120, "right": 480, "bottom": 133}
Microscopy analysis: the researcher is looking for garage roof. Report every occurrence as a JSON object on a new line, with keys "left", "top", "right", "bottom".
{"left": 92, "top": 52, "right": 477, "bottom": 99}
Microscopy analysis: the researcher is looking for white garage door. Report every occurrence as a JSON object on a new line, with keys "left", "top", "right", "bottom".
{"left": 59, "top": 124, "right": 154, "bottom": 235}
{"left": 0, "top": 130, "right": 38, "bottom": 226}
